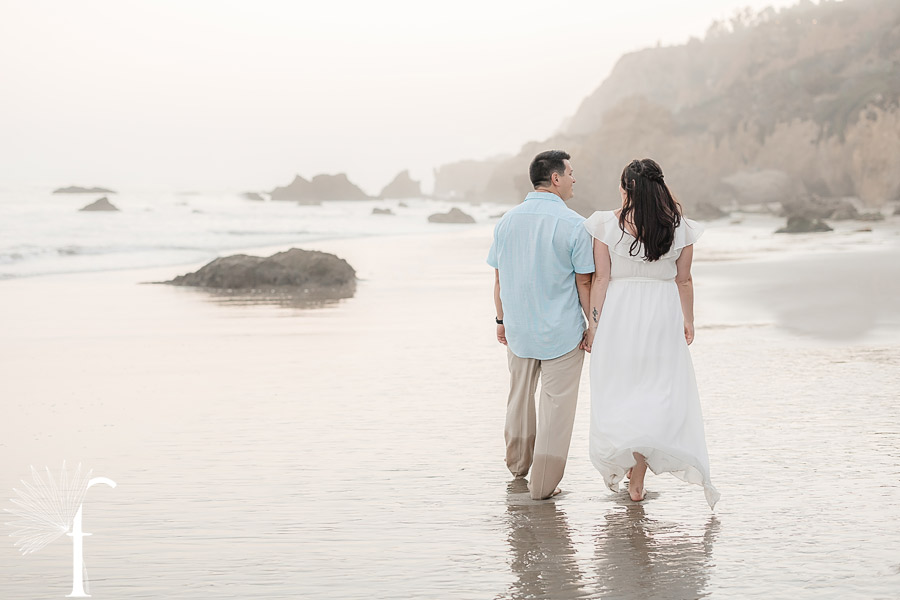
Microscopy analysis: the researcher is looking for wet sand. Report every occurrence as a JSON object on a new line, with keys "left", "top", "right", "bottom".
{"left": 1, "top": 222, "right": 899, "bottom": 598}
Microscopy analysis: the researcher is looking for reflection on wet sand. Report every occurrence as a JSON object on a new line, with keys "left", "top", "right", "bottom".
{"left": 593, "top": 502, "right": 719, "bottom": 599}
{"left": 502, "top": 479, "right": 586, "bottom": 599}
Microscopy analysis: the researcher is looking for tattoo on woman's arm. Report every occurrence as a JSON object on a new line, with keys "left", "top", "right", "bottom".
{"left": 592, "top": 308, "right": 599, "bottom": 323}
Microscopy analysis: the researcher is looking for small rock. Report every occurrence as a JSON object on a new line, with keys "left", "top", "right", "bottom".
{"left": 372, "top": 207, "right": 394, "bottom": 216}
{"left": 79, "top": 197, "right": 119, "bottom": 212}
{"left": 857, "top": 211, "right": 885, "bottom": 222}
{"left": 690, "top": 203, "right": 728, "bottom": 220}
{"left": 428, "top": 207, "right": 476, "bottom": 224}
{"left": 829, "top": 203, "right": 860, "bottom": 220}
{"left": 398, "top": 202, "right": 409, "bottom": 208}
{"left": 775, "top": 216, "right": 833, "bottom": 234}
{"left": 242, "top": 192, "right": 265, "bottom": 201}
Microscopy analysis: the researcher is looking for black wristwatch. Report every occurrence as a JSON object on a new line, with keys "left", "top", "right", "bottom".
{"left": 495, "top": 317, "right": 503, "bottom": 325}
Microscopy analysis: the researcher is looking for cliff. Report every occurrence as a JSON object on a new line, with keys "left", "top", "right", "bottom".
{"left": 434, "top": 0, "right": 900, "bottom": 214}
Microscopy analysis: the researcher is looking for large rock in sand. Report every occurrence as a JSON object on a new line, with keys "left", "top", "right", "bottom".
{"left": 428, "top": 207, "right": 475, "bottom": 224}
{"left": 79, "top": 197, "right": 119, "bottom": 211}
{"left": 165, "top": 248, "right": 356, "bottom": 298}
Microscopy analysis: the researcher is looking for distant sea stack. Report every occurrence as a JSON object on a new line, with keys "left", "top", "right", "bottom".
{"left": 432, "top": 0, "right": 900, "bottom": 215}
{"left": 79, "top": 197, "right": 119, "bottom": 212}
{"left": 164, "top": 248, "right": 356, "bottom": 300}
{"left": 379, "top": 170, "right": 422, "bottom": 199}
{"left": 54, "top": 186, "right": 116, "bottom": 194}
{"left": 428, "top": 207, "right": 476, "bottom": 224}
{"left": 270, "top": 174, "right": 370, "bottom": 203}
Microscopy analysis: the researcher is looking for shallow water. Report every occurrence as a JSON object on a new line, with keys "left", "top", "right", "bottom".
{"left": 2, "top": 225, "right": 899, "bottom": 599}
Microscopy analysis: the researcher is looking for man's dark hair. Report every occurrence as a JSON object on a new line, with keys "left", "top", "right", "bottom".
{"left": 529, "top": 150, "right": 570, "bottom": 188}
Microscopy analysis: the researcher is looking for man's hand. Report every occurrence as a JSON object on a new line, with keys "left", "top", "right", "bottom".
{"left": 684, "top": 321, "right": 695, "bottom": 345}
{"left": 581, "top": 328, "right": 595, "bottom": 353}
{"left": 497, "top": 324, "right": 507, "bottom": 346}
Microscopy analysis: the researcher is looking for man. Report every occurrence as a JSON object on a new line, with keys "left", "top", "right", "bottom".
{"left": 487, "top": 150, "right": 595, "bottom": 500}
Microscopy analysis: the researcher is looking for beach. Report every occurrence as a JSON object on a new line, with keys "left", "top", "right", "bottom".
{"left": 2, "top": 217, "right": 900, "bottom": 599}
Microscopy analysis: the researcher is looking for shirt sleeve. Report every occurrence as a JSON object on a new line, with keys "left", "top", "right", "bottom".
{"left": 486, "top": 233, "right": 499, "bottom": 269}
{"left": 571, "top": 220, "right": 595, "bottom": 274}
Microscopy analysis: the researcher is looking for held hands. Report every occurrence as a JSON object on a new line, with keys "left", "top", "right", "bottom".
{"left": 497, "top": 324, "right": 507, "bottom": 346}
{"left": 684, "top": 321, "right": 695, "bottom": 345}
{"left": 581, "top": 328, "right": 596, "bottom": 353}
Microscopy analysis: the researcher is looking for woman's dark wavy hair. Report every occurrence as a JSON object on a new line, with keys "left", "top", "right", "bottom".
{"left": 618, "top": 158, "right": 682, "bottom": 262}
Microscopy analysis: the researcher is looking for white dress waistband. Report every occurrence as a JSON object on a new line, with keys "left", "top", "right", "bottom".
{"left": 610, "top": 276, "right": 675, "bottom": 282}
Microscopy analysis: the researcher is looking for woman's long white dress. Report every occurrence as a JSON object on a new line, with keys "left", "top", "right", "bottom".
{"left": 584, "top": 211, "right": 720, "bottom": 509}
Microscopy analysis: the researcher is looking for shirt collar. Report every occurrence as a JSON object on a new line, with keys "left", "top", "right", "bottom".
{"left": 524, "top": 191, "right": 565, "bottom": 203}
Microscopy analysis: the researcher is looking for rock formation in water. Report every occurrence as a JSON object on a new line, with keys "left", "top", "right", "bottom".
{"left": 372, "top": 207, "right": 394, "bottom": 215}
{"left": 379, "top": 170, "right": 422, "bottom": 199}
{"left": 433, "top": 0, "right": 900, "bottom": 215}
{"left": 781, "top": 194, "right": 885, "bottom": 222}
{"left": 428, "top": 207, "right": 476, "bottom": 224}
{"left": 433, "top": 156, "right": 514, "bottom": 201}
{"left": 164, "top": 248, "right": 356, "bottom": 298}
{"left": 79, "top": 197, "right": 119, "bottom": 212}
{"left": 241, "top": 192, "right": 265, "bottom": 201}
{"left": 54, "top": 186, "right": 116, "bottom": 194}
{"left": 270, "top": 174, "right": 370, "bottom": 203}
{"left": 776, "top": 216, "right": 834, "bottom": 234}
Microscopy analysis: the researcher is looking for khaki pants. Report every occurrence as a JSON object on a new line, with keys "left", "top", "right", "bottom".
{"left": 505, "top": 345, "right": 584, "bottom": 500}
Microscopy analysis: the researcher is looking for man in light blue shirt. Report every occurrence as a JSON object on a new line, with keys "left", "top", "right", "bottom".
{"left": 487, "top": 150, "right": 594, "bottom": 500}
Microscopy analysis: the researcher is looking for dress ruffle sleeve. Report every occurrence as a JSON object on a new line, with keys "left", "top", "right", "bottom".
{"left": 584, "top": 211, "right": 704, "bottom": 259}
{"left": 583, "top": 211, "right": 618, "bottom": 243}
{"left": 672, "top": 217, "right": 704, "bottom": 251}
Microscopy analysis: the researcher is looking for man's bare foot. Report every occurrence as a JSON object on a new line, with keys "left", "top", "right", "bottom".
{"left": 550, "top": 487, "right": 562, "bottom": 497}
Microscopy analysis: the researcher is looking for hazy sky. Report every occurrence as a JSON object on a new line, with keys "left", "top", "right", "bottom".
{"left": 1, "top": 0, "right": 806, "bottom": 194}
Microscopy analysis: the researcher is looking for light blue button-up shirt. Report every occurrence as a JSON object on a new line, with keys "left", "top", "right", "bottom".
{"left": 487, "top": 191, "right": 595, "bottom": 360}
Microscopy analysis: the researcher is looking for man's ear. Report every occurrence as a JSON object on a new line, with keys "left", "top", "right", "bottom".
{"left": 551, "top": 171, "right": 560, "bottom": 186}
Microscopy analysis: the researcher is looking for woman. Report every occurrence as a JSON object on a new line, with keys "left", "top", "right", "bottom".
{"left": 583, "top": 159, "right": 719, "bottom": 509}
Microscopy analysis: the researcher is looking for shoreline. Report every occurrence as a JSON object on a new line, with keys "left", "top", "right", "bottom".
{"left": 3, "top": 215, "right": 898, "bottom": 345}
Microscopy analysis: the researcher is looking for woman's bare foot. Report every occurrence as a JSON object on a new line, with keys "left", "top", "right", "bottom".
{"left": 550, "top": 487, "right": 562, "bottom": 497}
{"left": 626, "top": 467, "right": 633, "bottom": 479}
{"left": 628, "top": 452, "right": 648, "bottom": 502}
{"left": 628, "top": 482, "right": 646, "bottom": 501}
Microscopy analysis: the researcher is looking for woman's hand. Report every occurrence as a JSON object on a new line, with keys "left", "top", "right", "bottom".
{"left": 684, "top": 321, "right": 695, "bottom": 345}
{"left": 497, "top": 324, "right": 507, "bottom": 346}
{"left": 581, "top": 328, "right": 596, "bottom": 353}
